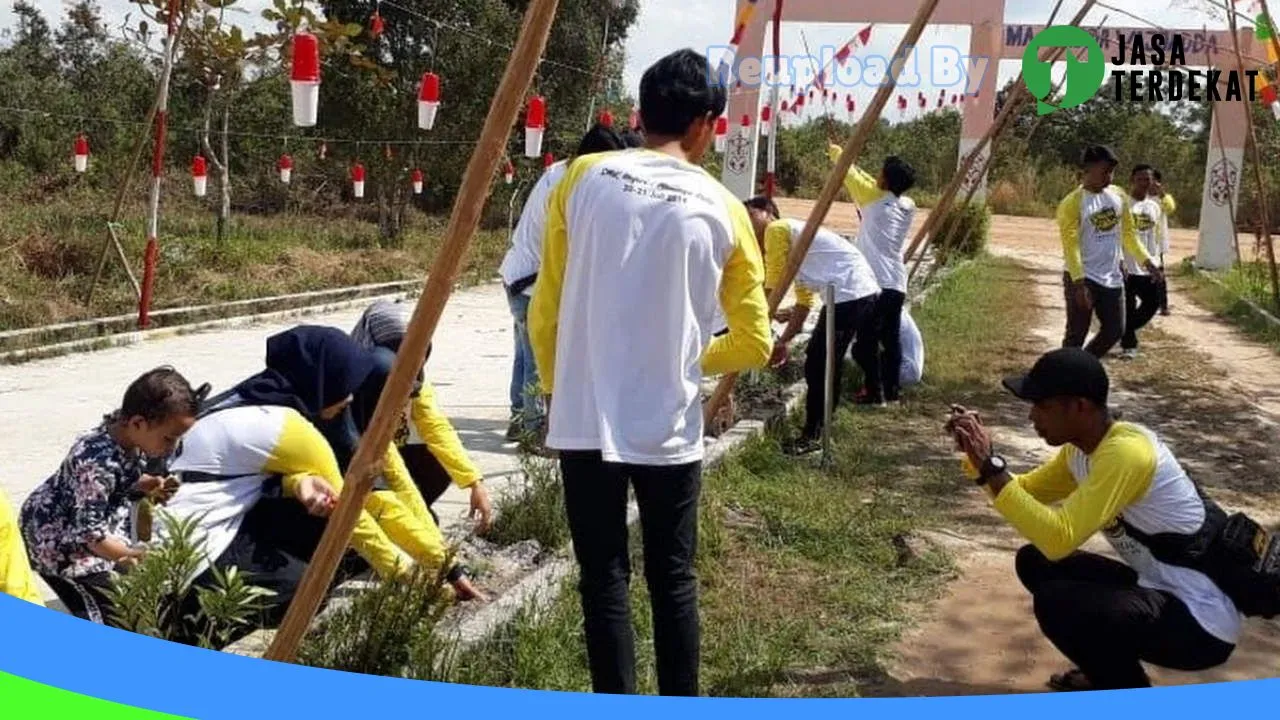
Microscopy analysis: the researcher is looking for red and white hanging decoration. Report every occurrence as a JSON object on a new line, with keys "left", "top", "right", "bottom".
{"left": 628, "top": 107, "right": 640, "bottom": 130}
{"left": 290, "top": 30, "right": 321, "bottom": 127}
{"left": 192, "top": 155, "right": 208, "bottom": 197}
{"left": 543, "top": 152, "right": 554, "bottom": 169}
{"left": 503, "top": 159, "right": 515, "bottom": 185}
{"left": 419, "top": 72, "right": 441, "bottom": 130}
{"left": 369, "top": 7, "right": 385, "bottom": 39}
{"left": 525, "top": 95, "right": 546, "bottom": 158}
{"left": 599, "top": 109, "right": 614, "bottom": 128}
{"left": 278, "top": 153, "right": 293, "bottom": 183}
{"left": 351, "top": 162, "right": 365, "bottom": 198}
{"left": 760, "top": 104, "right": 772, "bottom": 137}
{"left": 411, "top": 168, "right": 424, "bottom": 195}
{"left": 74, "top": 134, "right": 89, "bottom": 173}
{"left": 714, "top": 116, "right": 728, "bottom": 152}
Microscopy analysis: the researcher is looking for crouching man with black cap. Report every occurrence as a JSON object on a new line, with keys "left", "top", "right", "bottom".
{"left": 945, "top": 348, "right": 1239, "bottom": 691}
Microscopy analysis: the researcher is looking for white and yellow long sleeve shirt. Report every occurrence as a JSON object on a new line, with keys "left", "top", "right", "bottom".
{"left": 1057, "top": 185, "right": 1151, "bottom": 288}
{"left": 1, "top": 486, "right": 42, "bottom": 606}
{"left": 1123, "top": 196, "right": 1167, "bottom": 276}
{"left": 401, "top": 382, "right": 483, "bottom": 489}
{"left": 165, "top": 404, "right": 447, "bottom": 580}
{"left": 1159, "top": 193, "right": 1176, "bottom": 256}
{"left": 828, "top": 145, "right": 917, "bottom": 293}
{"left": 979, "top": 422, "right": 1240, "bottom": 645}
{"left": 762, "top": 218, "right": 880, "bottom": 307}
{"left": 529, "top": 148, "right": 772, "bottom": 465}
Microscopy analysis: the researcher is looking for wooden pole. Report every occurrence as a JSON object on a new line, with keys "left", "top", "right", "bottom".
{"left": 263, "top": 0, "right": 563, "bottom": 664}
{"left": 703, "top": 0, "right": 944, "bottom": 427}
{"left": 1226, "top": 5, "right": 1280, "bottom": 308}
{"left": 900, "top": 0, "right": 1086, "bottom": 269}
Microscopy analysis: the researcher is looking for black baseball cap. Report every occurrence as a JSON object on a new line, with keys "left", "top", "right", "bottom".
{"left": 1002, "top": 348, "right": 1109, "bottom": 407}
{"left": 1081, "top": 144, "right": 1119, "bottom": 168}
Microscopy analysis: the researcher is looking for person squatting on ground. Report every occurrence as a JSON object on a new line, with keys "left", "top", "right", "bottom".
{"left": 498, "top": 123, "right": 636, "bottom": 450}
{"left": 344, "top": 299, "right": 492, "bottom": 532}
{"left": 528, "top": 48, "right": 772, "bottom": 696}
{"left": 166, "top": 326, "right": 483, "bottom": 618}
{"left": 827, "top": 144, "right": 917, "bottom": 406}
{"left": 19, "top": 367, "right": 203, "bottom": 624}
{"left": 946, "top": 348, "right": 1245, "bottom": 691}
{"left": 743, "top": 196, "right": 880, "bottom": 454}
{"left": 1057, "top": 145, "right": 1163, "bottom": 358}
{"left": 1120, "top": 165, "right": 1169, "bottom": 359}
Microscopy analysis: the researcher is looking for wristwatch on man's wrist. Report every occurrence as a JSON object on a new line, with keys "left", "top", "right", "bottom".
{"left": 976, "top": 455, "right": 1007, "bottom": 485}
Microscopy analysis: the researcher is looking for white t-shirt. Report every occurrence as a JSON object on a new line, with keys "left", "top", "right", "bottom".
{"left": 499, "top": 160, "right": 569, "bottom": 294}
{"left": 1124, "top": 196, "right": 1165, "bottom": 276}
{"left": 855, "top": 193, "right": 916, "bottom": 293}
{"left": 772, "top": 219, "right": 880, "bottom": 304}
{"left": 1059, "top": 185, "right": 1133, "bottom": 289}
{"left": 532, "top": 149, "right": 769, "bottom": 465}
{"left": 899, "top": 308, "right": 924, "bottom": 386}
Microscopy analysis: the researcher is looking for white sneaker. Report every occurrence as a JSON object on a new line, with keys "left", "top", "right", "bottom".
{"left": 1120, "top": 348, "right": 1138, "bottom": 360}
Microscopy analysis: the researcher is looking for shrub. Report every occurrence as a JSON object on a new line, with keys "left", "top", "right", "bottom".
{"left": 486, "top": 453, "right": 570, "bottom": 550}
{"left": 932, "top": 201, "right": 991, "bottom": 262}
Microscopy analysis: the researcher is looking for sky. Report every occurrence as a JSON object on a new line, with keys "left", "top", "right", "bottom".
{"left": 2, "top": 0, "right": 1254, "bottom": 124}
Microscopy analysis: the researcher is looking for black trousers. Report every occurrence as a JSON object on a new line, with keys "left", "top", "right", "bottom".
{"left": 1062, "top": 274, "right": 1126, "bottom": 357}
{"left": 1016, "top": 545, "right": 1234, "bottom": 689}
{"left": 803, "top": 296, "right": 877, "bottom": 439}
{"left": 1122, "top": 275, "right": 1163, "bottom": 350}
{"left": 853, "top": 289, "right": 906, "bottom": 401}
{"left": 559, "top": 450, "right": 701, "bottom": 696}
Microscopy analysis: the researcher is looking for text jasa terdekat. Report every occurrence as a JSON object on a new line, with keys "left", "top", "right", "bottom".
{"left": 1109, "top": 32, "right": 1260, "bottom": 103}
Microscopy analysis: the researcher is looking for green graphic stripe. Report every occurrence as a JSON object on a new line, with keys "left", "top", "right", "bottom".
{"left": 0, "top": 671, "right": 192, "bottom": 719}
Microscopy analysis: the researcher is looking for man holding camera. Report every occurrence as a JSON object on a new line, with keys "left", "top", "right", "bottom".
{"left": 946, "top": 348, "right": 1240, "bottom": 691}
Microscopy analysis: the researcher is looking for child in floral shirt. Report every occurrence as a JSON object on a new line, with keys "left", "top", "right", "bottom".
{"left": 20, "top": 367, "right": 207, "bottom": 624}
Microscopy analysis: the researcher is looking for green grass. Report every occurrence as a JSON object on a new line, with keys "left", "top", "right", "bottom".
{"left": 1177, "top": 261, "right": 1280, "bottom": 353}
{"left": 439, "top": 254, "right": 1041, "bottom": 696}
{"left": 0, "top": 181, "right": 509, "bottom": 332}
{"left": 485, "top": 454, "right": 570, "bottom": 551}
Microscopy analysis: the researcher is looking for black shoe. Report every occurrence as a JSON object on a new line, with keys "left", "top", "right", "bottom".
{"left": 784, "top": 436, "right": 822, "bottom": 456}
{"left": 505, "top": 419, "right": 523, "bottom": 442}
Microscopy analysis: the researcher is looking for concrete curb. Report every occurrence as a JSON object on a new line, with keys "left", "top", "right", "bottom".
{"left": 1186, "top": 262, "right": 1280, "bottom": 330}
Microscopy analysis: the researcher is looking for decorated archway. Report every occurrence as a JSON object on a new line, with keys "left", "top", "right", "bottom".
{"left": 720, "top": 0, "right": 1259, "bottom": 270}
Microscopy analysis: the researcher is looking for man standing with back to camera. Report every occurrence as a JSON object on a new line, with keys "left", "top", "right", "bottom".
{"left": 528, "top": 48, "right": 772, "bottom": 696}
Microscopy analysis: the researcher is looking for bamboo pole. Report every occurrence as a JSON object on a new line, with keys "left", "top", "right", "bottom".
{"left": 1227, "top": 5, "right": 1279, "bottom": 308}
{"left": 263, "top": 0, "right": 563, "bottom": 664}
{"left": 703, "top": 0, "right": 943, "bottom": 428}
{"left": 900, "top": 0, "right": 1079, "bottom": 268}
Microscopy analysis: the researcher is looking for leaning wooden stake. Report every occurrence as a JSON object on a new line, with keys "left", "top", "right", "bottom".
{"left": 1227, "top": 5, "right": 1279, "bottom": 308}
{"left": 703, "top": 0, "right": 944, "bottom": 428}
{"left": 263, "top": 0, "right": 563, "bottom": 663}
{"left": 901, "top": 0, "right": 1090, "bottom": 271}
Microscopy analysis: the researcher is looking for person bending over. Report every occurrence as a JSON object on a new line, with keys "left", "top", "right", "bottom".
{"left": 1057, "top": 145, "right": 1161, "bottom": 357}
{"left": 946, "top": 348, "right": 1240, "bottom": 691}
{"left": 528, "top": 48, "right": 771, "bottom": 696}
{"left": 743, "top": 195, "right": 880, "bottom": 454}
{"left": 827, "top": 145, "right": 917, "bottom": 406}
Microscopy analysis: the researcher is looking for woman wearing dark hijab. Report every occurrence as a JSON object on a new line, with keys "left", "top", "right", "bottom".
{"left": 163, "top": 325, "right": 483, "bottom": 611}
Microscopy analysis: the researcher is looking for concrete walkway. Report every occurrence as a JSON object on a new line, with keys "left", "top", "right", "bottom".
{"left": 0, "top": 284, "right": 522, "bottom": 605}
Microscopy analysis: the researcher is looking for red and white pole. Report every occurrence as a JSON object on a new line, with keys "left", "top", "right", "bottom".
{"left": 139, "top": 0, "right": 181, "bottom": 330}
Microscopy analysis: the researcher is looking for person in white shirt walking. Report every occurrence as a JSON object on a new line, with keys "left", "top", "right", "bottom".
{"left": 1151, "top": 167, "right": 1176, "bottom": 316}
{"left": 828, "top": 144, "right": 918, "bottom": 406}
{"left": 1057, "top": 145, "right": 1161, "bottom": 358}
{"left": 743, "top": 196, "right": 880, "bottom": 453}
{"left": 498, "top": 124, "right": 630, "bottom": 446}
{"left": 528, "top": 49, "right": 772, "bottom": 696}
{"left": 1120, "top": 165, "right": 1169, "bottom": 359}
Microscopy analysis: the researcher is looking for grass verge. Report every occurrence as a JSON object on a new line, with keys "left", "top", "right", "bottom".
{"left": 1176, "top": 261, "right": 1280, "bottom": 353}
{"left": 439, "top": 255, "right": 1041, "bottom": 696}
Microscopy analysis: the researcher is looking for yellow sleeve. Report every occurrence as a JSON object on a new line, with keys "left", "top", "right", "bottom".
{"left": 1057, "top": 189, "right": 1084, "bottom": 282}
{"left": 702, "top": 190, "right": 773, "bottom": 376}
{"left": 1161, "top": 193, "right": 1176, "bottom": 216}
{"left": 529, "top": 153, "right": 611, "bottom": 395}
{"left": 1119, "top": 192, "right": 1151, "bottom": 265}
{"left": 266, "top": 411, "right": 413, "bottom": 579}
{"left": 380, "top": 443, "right": 434, "bottom": 527}
{"left": 828, "top": 143, "right": 886, "bottom": 207}
{"left": 0, "top": 488, "right": 42, "bottom": 606}
{"left": 961, "top": 449, "right": 1076, "bottom": 504}
{"left": 411, "top": 386, "right": 482, "bottom": 489}
{"left": 991, "top": 431, "right": 1155, "bottom": 561}
{"left": 764, "top": 220, "right": 815, "bottom": 308}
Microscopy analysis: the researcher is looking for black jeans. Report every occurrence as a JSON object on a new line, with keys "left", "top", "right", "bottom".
{"left": 560, "top": 450, "right": 701, "bottom": 696}
{"left": 853, "top": 289, "right": 906, "bottom": 401}
{"left": 1062, "top": 273, "right": 1126, "bottom": 357}
{"left": 802, "top": 297, "right": 877, "bottom": 440}
{"left": 1122, "top": 275, "right": 1164, "bottom": 350}
{"left": 1016, "top": 545, "right": 1234, "bottom": 689}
